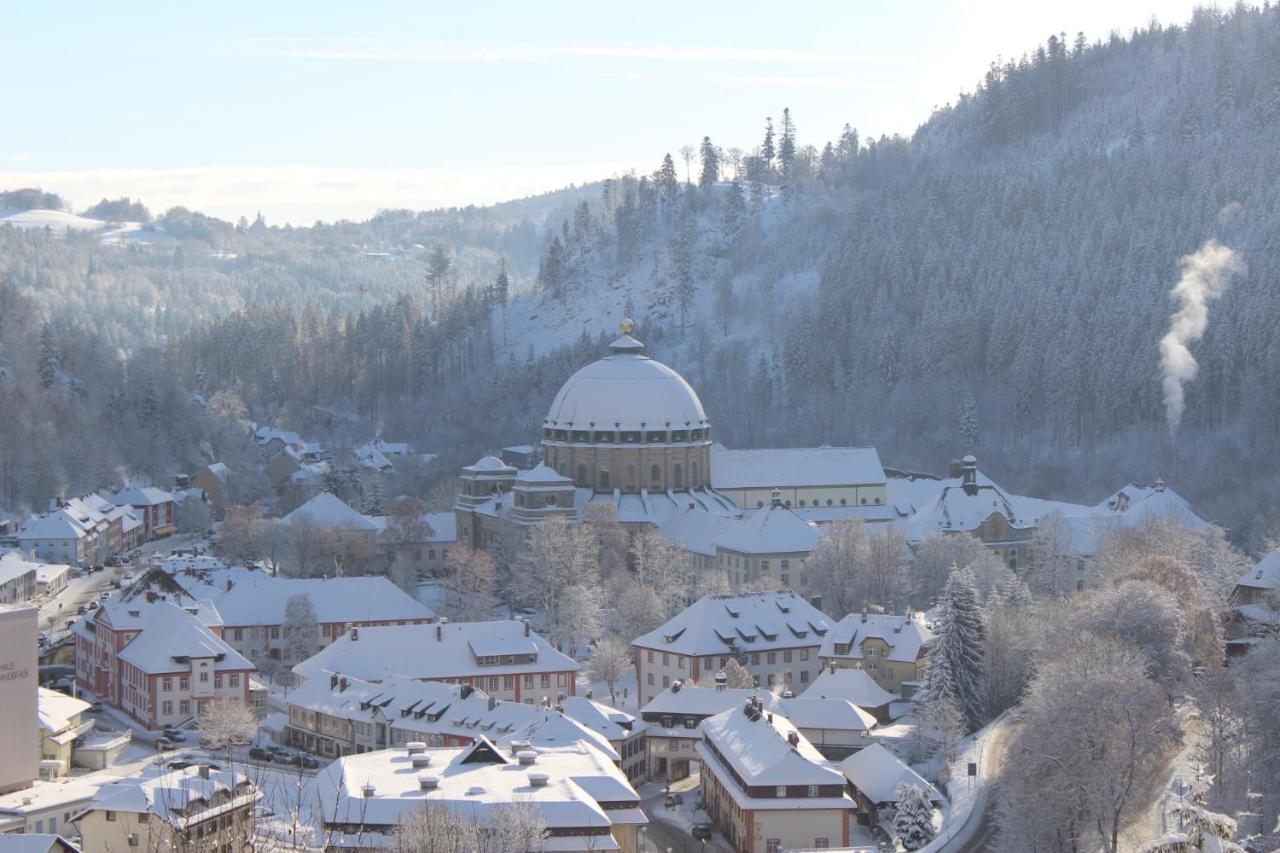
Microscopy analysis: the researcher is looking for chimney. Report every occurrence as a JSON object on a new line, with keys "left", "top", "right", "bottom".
{"left": 411, "top": 755, "right": 433, "bottom": 769}
{"left": 948, "top": 458, "right": 963, "bottom": 478}
{"left": 509, "top": 740, "right": 531, "bottom": 757}
{"left": 145, "top": 591, "right": 156, "bottom": 604}
{"left": 787, "top": 731, "right": 800, "bottom": 747}
{"left": 782, "top": 690, "right": 794, "bottom": 699}
{"left": 671, "top": 680, "right": 682, "bottom": 693}
{"left": 488, "top": 697, "right": 497, "bottom": 711}
{"left": 860, "top": 608, "right": 867, "bottom": 623}
{"left": 419, "top": 774, "right": 440, "bottom": 791}
{"left": 406, "top": 742, "right": 427, "bottom": 756}
{"left": 810, "top": 594, "right": 823, "bottom": 611}
{"left": 362, "top": 783, "right": 376, "bottom": 798}
{"left": 198, "top": 765, "right": 211, "bottom": 780}
{"left": 714, "top": 671, "right": 727, "bottom": 691}
{"left": 767, "top": 713, "right": 774, "bottom": 724}
{"left": 961, "top": 455, "right": 978, "bottom": 496}
{"left": 528, "top": 771, "right": 549, "bottom": 787}
{"left": 585, "top": 690, "right": 592, "bottom": 700}
{"left": 460, "top": 684, "right": 474, "bottom": 700}
{"left": 517, "top": 751, "right": 537, "bottom": 766}
{"left": 436, "top": 623, "right": 442, "bottom": 641}
{"left": 330, "top": 674, "right": 338, "bottom": 690}
{"left": 523, "top": 619, "right": 530, "bottom": 637}
{"left": 339, "top": 677, "right": 348, "bottom": 693}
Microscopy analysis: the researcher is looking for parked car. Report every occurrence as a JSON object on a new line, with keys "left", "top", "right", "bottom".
{"left": 86, "top": 600, "right": 98, "bottom": 610}
{"left": 37, "top": 632, "right": 49, "bottom": 645}
{"left": 65, "top": 619, "right": 76, "bottom": 630}
{"left": 87, "top": 700, "right": 103, "bottom": 712}
{"left": 249, "top": 747, "right": 273, "bottom": 762}
{"left": 98, "top": 591, "right": 111, "bottom": 600}
{"left": 692, "top": 824, "right": 714, "bottom": 842}
{"left": 301, "top": 756, "right": 320, "bottom": 769}
{"left": 76, "top": 605, "right": 86, "bottom": 615}
{"left": 167, "top": 759, "right": 196, "bottom": 770}
{"left": 104, "top": 556, "right": 121, "bottom": 567}
{"left": 121, "top": 571, "right": 136, "bottom": 584}
{"left": 162, "top": 728, "right": 187, "bottom": 742}
{"left": 664, "top": 793, "right": 683, "bottom": 808}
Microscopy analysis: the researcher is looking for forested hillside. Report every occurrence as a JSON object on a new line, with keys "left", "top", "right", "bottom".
{"left": 6, "top": 4, "right": 1280, "bottom": 547}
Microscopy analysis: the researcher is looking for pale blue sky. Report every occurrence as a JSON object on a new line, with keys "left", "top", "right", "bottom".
{"left": 1, "top": 0, "right": 1203, "bottom": 223}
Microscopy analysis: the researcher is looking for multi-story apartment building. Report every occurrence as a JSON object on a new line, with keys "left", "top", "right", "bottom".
{"left": 292, "top": 619, "right": 579, "bottom": 704}
{"left": 818, "top": 610, "right": 934, "bottom": 697}
{"left": 73, "top": 584, "right": 254, "bottom": 729}
{"left": 76, "top": 765, "right": 260, "bottom": 852}
{"left": 632, "top": 590, "right": 831, "bottom": 706}
{"left": 697, "top": 698, "right": 857, "bottom": 853}
{"left": 111, "top": 486, "right": 177, "bottom": 541}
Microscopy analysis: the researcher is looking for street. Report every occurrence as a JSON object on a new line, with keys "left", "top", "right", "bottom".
{"left": 950, "top": 722, "right": 1012, "bottom": 853}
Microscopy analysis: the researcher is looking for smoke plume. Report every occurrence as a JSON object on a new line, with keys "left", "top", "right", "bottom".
{"left": 1159, "top": 239, "right": 1244, "bottom": 437}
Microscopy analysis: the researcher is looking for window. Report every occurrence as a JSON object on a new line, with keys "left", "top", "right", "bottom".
{"left": 677, "top": 656, "right": 686, "bottom": 670}
{"left": 214, "top": 675, "right": 222, "bottom": 688}
{"left": 577, "top": 464, "right": 587, "bottom": 486}
{"left": 783, "top": 650, "right": 792, "bottom": 663}
{"left": 106, "top": 811, "right": 116, "bottom": 822}
{"left": 269, "top": 626, "right": 280, "bottom": 639}
{"left": 808, "top": 785, "right": 820, "bottom": 798}
{"left": 504, "top": 675, "right": 514, "bottom": 690}
{"left": 800, "top": 670, "right": 809, "bottom": 684}
{"left": 229, "top": 674, "right": 239, "bottom": 687}
{"left": 651, "top": 464, "right": 661, "bottom": 485}
{"left": 767, "top": 674, "right": 776, "bottom": 686}
{"left": 540, "top": 674, "right": 551, "bottom": 688}
{"left": 663, "top": 653, "right": 669, "bottom": 666}
{"left": 647, "top": 651, "right": 654, "bottom": 664}
{"left": 775, "top": 786, "right": 787, "bottom": 797}
{"left": 814, "top": 838, "right": 830, "bottom": 848}
{"left": 162, "top": 677, "right": 173, "bottom": 691}
{"left": 673, "top": 464, "right": 683, "bottom": 489}
{"left": 767, "top": 842, "right": 781, "bottom": 853}
{"left": 524, "top": 675, "right": 533, "bottom": 688}
{"left": 557, "top": 673, "right": 566, "bottom": 686}
{"left": 180, "top": 700, "right": 190, "bottom": 714}
{"left": 233, "top": 628, "right": 243, "bottom": 641}
{"left": 801, "top": 648, "right": 810, "bottom": 661}
{"left": 180, "top": 677, "right": 190, "bottom": 690}
{"left": 662, "top": 675, "right": 670, "bottom": 688}
{"left": 761, "top": 560, "right": 769, "bottom": 573}
{"left": 199, "top": 671, "right": 209, "bottom": 683}
{"left": 767, "top": 652, "right": 776, "bottom": 665}
{"left": 163, "top": 700, "right": 173, "bottom": 715}
{"left": 647, "top": 673, "right": 655, "bottom": 685}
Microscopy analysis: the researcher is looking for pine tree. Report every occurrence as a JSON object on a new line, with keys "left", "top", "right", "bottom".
{"left": 722, "top": 179, "right": 746, "bottom": 245}
{"left": 698, "top": 136, "right": 720, "bottom": 191}
{"left": 923, "top": 566, "right": 987, "bottom": 731}
{"left": 537, "top": 236, "right": 566, "bottom": 298}
{"left": 671, "top": 210, "right": 696, "bottom": 332}
{"left": 656, "top": 153, "right": 680, "bottom": 205}
{"left": 1180, "top": 99, "right": 1203, "bottom": 141}
{"left": 426, "top": 244, "right": 452, "bottom": 311}
{"left": 491, "top": 260, "right": 509, "bottom": 306}
{"left": 38, "top": 323, "right": 60, "bottom": 390}
{"left": 761, "top": 117, "right": 776, "bottom": 166}
{"left": 958, "top": 388, "right": 979, "bottom": 450}
{"left": 714, "top": 275, "right": 735, "bottom": 336}
{"left": 892, "top": 783, "right": 935, "bottom": 851}
{"left": 778, "top": 107, "right": 796, "bottom": 177}
{"left": 365, "top": 477, "right": 386, "bottom": 515}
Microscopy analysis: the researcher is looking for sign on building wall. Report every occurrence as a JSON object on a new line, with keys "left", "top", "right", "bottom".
{"left": 0, "top": 607, "right": 38, "bottom": 794}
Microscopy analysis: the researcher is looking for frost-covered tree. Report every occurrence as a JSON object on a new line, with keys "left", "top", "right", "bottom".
{"left": 440, "top": 545, "right": 497, "bottom": 623}
{"left": 922, "top": 567, "right": 986, "bottom": 730}
{"left": 698, "top": 136, "right": 720, "bottom": 190}
{"left": 585, "top": 636, "right": 632, "bottom": 704}
{"left": 282, "top": 592, "right": 320, "bottom": 663}
{"left": 512, "top": 516, "right": 600, "bottom": 646}
{"left": 892, "top": 782, "right": 935, "bottom": 851}
{"left": 197, "top": 697, "right": 258, "bottom": 757}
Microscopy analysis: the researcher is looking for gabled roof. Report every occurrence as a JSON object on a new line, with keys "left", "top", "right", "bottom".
{"left": 173, "top": 565, "right": 434, "bottom": 626}
{"left": 1238, "top": 549, "right": 1280, "bottom": 592}
{"left": 712, "top": 502, "right": 819, "bottom": 555}
{"left": 710, "top": 446, "right": 886, "bottom": 489}
{"left": 279, "top": 492, "right": 380, "bottom": 531}
{"left": 90, "top": 765, "right": 259, "bottom": 823}
{"left": 839, "top": 743, "right": 941, "bottom": 804}
{"left": 0, "top": 553, "right": 39, "bottom": 585}
{"left": 700, "top": 704, "right": 845, "bottom": 788}
{"left": 780, "top": 697, "right": 877, "bottom": 733}
{"left": 292, "top": 620, "right": 578, "bottom": 684}
{"left": 632, "top": 590, "right": 830, "bottom": 656}
{"left": 820, "top": 612, "right": 933, "bottom": 664}
{"left": 0, "top": 835, "right": 81, "bottom": 853}
{"left": 16, "top": 510, "right": 89, "bottom": 541}
{"left": 641, "top": 686, "right": 781, "bottom": 719}
{"left": 111, "top": 485, "right": 174, "bottom": 506}
{"left": 803, "top": 668, "right": 895, "bottom": 709}
{"left": 115, "top": 601, "right": 252, "bottom": 674}
{"left": 902, "top": 479, "right": 1033, "bottom": 540}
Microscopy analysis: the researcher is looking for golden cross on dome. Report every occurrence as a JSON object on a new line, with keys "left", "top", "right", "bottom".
{"left": 619, "top": 318, "right": 635, "bottom": 335}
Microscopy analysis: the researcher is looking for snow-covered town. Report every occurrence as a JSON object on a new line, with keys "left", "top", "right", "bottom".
{"left": 7, "top": 3, "right": 1280, "bottom": 852}
{"left": 1, "top": 322, "right": 1277, "bottom": 853}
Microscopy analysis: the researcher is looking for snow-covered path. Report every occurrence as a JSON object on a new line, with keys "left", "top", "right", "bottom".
{"left": 921, "top": 710, "right": 1015, "bottom": 853}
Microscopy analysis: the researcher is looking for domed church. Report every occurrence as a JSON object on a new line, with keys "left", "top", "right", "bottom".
{"left": 454, "top": 320, "right": 890, "bottom": 556}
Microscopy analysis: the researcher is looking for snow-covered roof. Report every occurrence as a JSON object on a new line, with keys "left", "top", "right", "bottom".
{"left": 820, "top": 612, "right": 933, "bottom": 665}
{"left": 471, "top": 485, "right": 740, "bottom": 527}
{"left": 0, "top": 553, "right": 39, "bottom": 585}
{"left": 293, "top": 620, "right": 578, "bottom": 684}
{"left": 95, "top": 571, "right": 223, "bottom": 631}
{"left": 700, "top": 703, "right": 845, "bottom": 788}
{"left": 115, "top": 601, "right": 252, "bottom": 675}
{"left": 172, "top": 565, "right": 434, "bottom": 626}
{"left": 279, "top": 492, "right": 380, "bottom": 531}
{"left": 33, "top": 562, "right": 69, "bottom": 584}
{"left": 632, "top": 590, "right": 830, "bottom": 656}
{"left": 254, "top": 426, "right": 300, "bottom": 447}
{"left": 1094, "top": 482, "right": 1205, "bottom": 530}
{"left": 641, "top": 686, "right": 781, "bottom": 719}
{"left": 16, "top": 510, "right": 89, "bottom": 542}
{"left": 316, "top": 739, "right": 643, "bottom": 839}
{"left": 544, "top": 335, "right": 708, "bottom": 433}
{"left": 90, "top": 765, "right": 259, "bottom": 824}
{"left": 655, "top": 506, "right": 743, "bottom": 556}
{"left": 37, "top": 687, "right": 90, "bottom": 734}
{"left": 465, "top": 455, "right": 516, "bottom": 474}
{"left": 370, "top": 511, "right": 457, "bottom": 543}
{"left": 901, "top": 479, "right": 1034, "bottom": 541}
{"left": 558, "top": 697, "right": 646, "bottom": 743}
{"left": 1238, "top": 550, "right": 1280, "bottom": 592}
{"left": 111, "top": 485, "right": 174, "bottom": 507}
{"left": 516, "top": 463, "right": 572, "bottom": 485}
{"left": 711, "top": 446, "right": 886, "bottom": 490}
{"left": 354, "top": 446, "right": 393, "bottom": 471}
{"left": 0, "top": 834, "right": 80, "bottom": 853}
{"left": 712, "top": 502, "right": 819, "bottom": 555}
{"left": 780, "top": 697, "right": 877, "bottom": 733}
{"left": 802, "top": 668, "right": 895, "bottom": 709}
{"left": 203, "top": 462, "right": 230, "bottom": 481}
{"left": 839, "top": 743, "right": 941, "bottom": 804}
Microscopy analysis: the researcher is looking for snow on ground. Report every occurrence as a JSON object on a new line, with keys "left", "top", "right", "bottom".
{"left": 918, "top": 711, "right": 1013, "bottom": 852}
{"left": 0, "top": 208, "right": 106, "bottom": 233}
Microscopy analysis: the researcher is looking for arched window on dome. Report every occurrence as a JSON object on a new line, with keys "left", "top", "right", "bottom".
{"left": 577, "top": 464, "right": 587, "bottom": 487}
{"left": 650, "top": 465, "right": 662, "bottom": 489}
{"left": 673, "top": 464, "right": 683, "bottom": 490}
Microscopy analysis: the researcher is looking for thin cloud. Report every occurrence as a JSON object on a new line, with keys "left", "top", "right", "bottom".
{"left": 595, "top": 69, "right": 913, "bottom": 92}
{"left": 225, "top": 37, "right": 920, "bottom": 67}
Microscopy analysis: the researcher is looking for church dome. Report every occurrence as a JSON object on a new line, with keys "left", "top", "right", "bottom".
{"left": 545, "top": 325, "right": 708, "bottom": 434}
